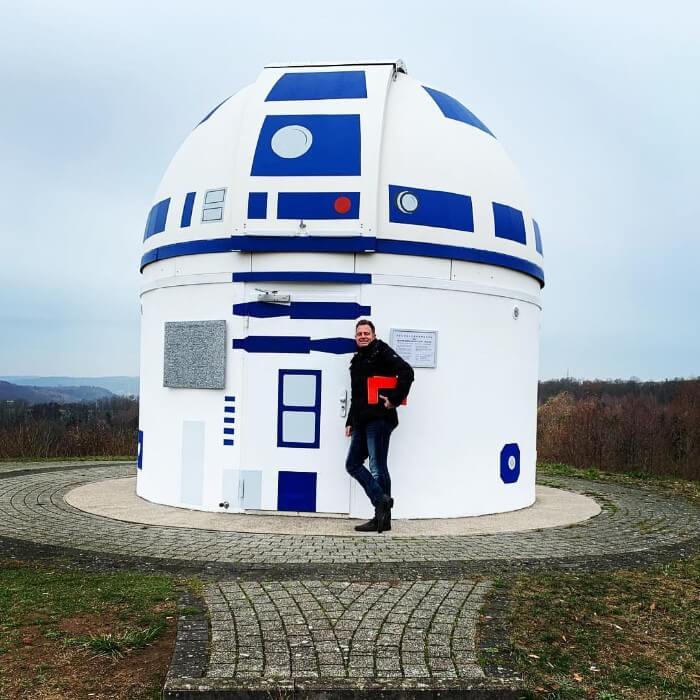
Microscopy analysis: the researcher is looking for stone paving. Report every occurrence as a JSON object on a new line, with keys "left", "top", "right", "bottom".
{"left": 1, "top": 464, "right": 698, "bottom": 566}
{"left": 2, "top": 462, "right": 698, "bottom": 698}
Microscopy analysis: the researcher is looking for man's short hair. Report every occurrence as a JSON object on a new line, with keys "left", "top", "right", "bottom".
{"left": 355, "top": 319, "right": 375, "bottom": 333}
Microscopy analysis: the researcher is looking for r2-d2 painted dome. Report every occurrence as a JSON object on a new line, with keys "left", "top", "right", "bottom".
{"left": 137, "top": 60, "right": 544, "bottom": 519}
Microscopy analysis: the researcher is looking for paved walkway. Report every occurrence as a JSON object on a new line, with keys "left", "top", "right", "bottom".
{"left": 1, "top": 462, "right": 698, "bottom": 698}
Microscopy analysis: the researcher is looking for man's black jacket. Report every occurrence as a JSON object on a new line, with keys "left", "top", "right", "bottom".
{"left": 346, "top": 338, "right": 414, "bottom": 429}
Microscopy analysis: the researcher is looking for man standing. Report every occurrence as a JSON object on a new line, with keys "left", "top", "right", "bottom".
{"left": 345, "top": 319, "right": 414, "bottom": 533}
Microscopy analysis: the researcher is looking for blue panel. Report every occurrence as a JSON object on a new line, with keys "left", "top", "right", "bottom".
{"left": 233, "top": 336, "right": 311, "bottom": 353}
{"left": 137, "top": 430, "right": 143, "bottom": 470}
{"left": 224, "top": 428, "right": 235, "bottom": 435}
{"left": 230, "top": 235, "right": 375, "bottom": 253}
{"left": 233, "top": 301, "right": 371, "bottom": 320}
{"left": 224, "top": 406, "right": 236, "bottom": 413}
{"left": 266, "top": 71, "right": 367, "bottom": 101}
{"left": 277, "top": 192, "right": 360, "bottom": 220}
{"left": 277, "top": 471, "right": 317, "bottom": 512}
{"left": 423, "top": 86, "right": 494, "bottom": 137}
{"left": 143, "top": 198, "right": 171, "bottom": 240}
{"left": 224, "top": 417, "right": 235, "bottom": 424}
{"left": 500, "top": 443, "right": 520, "bottom": 484}
{"left": 223, "top": 439, "right": 234, "bottom": 446}
{"left": 309, "top": 337, "right": 357, "bottom": 354}
{"left": 493, "top": 203, "right": 527, "bottom": 245}
{"left": 388, "top": 185, "right": 473, "bottom": 232}
{"left": 277, "top": 369, "right": 322, "bottom": 448}
{"left": 141, "top": 237, "right": 545, "bottom": 286}
{"left": 180, "top": 192, "right": 196, "bottom": 228}
{"left": 533, "top": 219, "right": 543, "bottom": 255}
{"left": 247, "top": 192, "right": 267, "bottom": 219}
{"left": 251, "top": 114, "right": 361, "bottom": 176}
{"left": 196, "top": 96, "right": 231, "bottom": 127}
{"left": 224, "top": 395, "right": 236, "bottom": 402}
{"left": 232, "top": 271, "right": 372, "bottom": 284}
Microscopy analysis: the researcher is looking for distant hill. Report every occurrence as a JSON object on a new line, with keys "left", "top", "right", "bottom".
{"left": 0, "top": 376, "right": 139, "bottom": 396}
{"left": 0, "top": 381, "right": 117, "bottom": 405}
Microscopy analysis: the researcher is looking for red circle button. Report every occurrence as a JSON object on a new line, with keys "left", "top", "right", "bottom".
{"left": 334, "top": 196, "right": 352, "bottom": 214}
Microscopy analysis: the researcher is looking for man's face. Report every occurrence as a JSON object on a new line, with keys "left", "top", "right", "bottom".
{"left": 355, "top": 324, "right": 376, "bottom": 348}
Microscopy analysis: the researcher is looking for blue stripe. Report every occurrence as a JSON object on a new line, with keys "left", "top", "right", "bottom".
{"left": 224, "top": 417, "right": 235, "bottom": 424}
{"left": 224, "top": 395, "right": 236, "bottom": 402}
{"left": 232, "top": 272, "right": 371, "bottom": 284}
{"left": 493, "top": 203, "right": 527, "bottom": 245}
{"left": 231, "top": 235, "right": 376, "bottom": 253}
{"left": 223, "top": 439, "right": 234, "bottom": 446}
{"left": 277, "top": 192, "right": 360, "bottom": 220}
{"left": 224, "top": 406, "right": 236, "bottom": 413}
{"left": 423, "top": 86, "right": 494, "bottom": 137}
{"left": 143, "top": 198, "right": 171, "bottom": 240}
{"left": 233, "top": 301, "right": 371, "bottom": 320}
{"left": 247, "top": 192, "right": 267, "bottom": 219}
{"left": 181, "top": 192, "right": 196, "bottom": 228}
{"left": 141, "top": 236, "right": 544, "bottom": 285}
{"left": 251, "top": 114, "right": 361, "bottom": 177}
{"left": 233, "top": 336, "right": 356, "bottom": 354}
{"left": 389, "top": 185, "right": 473, "bottom": 232}
{"left": 266, "top": 71, "right": 367, "bottom": 101}
{"left": 376, "top": 239, "right": 544, "bottom": 283}
{"left": 224, "top": 428, "right": 235, "bottom": 435}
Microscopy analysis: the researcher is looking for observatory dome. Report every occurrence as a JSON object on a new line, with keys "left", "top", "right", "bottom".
{"left": 137, "top": 60, "right": 544, "bottom": 520}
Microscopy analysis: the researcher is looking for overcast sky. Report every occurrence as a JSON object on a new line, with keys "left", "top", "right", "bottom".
{"left": 1, "top": 1, "right": 698, "bottom": 380}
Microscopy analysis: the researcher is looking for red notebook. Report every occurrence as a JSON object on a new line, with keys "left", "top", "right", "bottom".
{"left": 367, "top": 376, "right": 407, "bottom": 405}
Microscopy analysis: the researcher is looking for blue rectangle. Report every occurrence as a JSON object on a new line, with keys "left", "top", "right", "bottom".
{"left": 230, "top": 235, "right": 375, "bottom": 254}
{"left": 277, "top": 192, "right": 360, "bottom": 220}
{"left": 493, "top": 203, "right": 527, "bottom": 244}
{"left": 247, "top": 192, "right": 267, "bottom": 219}
{"left": 181, "top": 192, "right": 196, "bottom": 228}
{"left": 251, "top": 114, "right": 361, "bottom": 177}
{"left": 266, "top": 71, "right": 367, "bottom": 101}
{"left": 277, "top": 369, "right": 322, "bottom": 448}
{"left": 533, "top": 219, "right": 543, "bottom": 254}
{"left": 224, "top": 406, "right": 236, "bottom": 413}
{"left": 224, "top": 428, "right": 235, "bottom": 435}
{"left": 389, "top": 185, "right": 473, "bottom": 232}
{"left": 137, "top": 430, "right": 143, "bottom": 470}
{"left": 277, "top": 471, "right": 317, "bottom": 512}
{"left": 423, "top": 86, "right": 494, "bottom": 137}
{"left": 224, "top": 417, "right": 235, "bottom": 424}
{"left": 224, "top": 395, "right": 235, "bottom": 402}
{"left": 223, "top": 439, "right": 234, "bottom": 446}
{"left": 143, "top": 198, "right": 170, "bottom": 240}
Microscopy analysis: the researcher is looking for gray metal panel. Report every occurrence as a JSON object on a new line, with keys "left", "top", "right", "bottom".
{"left": 163, "top": 320, "right": 226, "bottom": 389}
{"left": 240, "top": 470, "right": 262, "bottom": 509}
{"left": 181, "top": 421, "right": 205, "bottom": 506}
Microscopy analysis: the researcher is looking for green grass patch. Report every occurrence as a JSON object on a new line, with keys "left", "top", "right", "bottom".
{"left": 501, "top": 555, "right": 700, "bottom": 699}
{"left": 65, "top": 622, "right": 166, "bottom": 658}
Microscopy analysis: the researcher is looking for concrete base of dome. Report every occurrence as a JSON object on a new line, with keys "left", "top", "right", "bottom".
{"left": 66, "top": 476, "right": 600, "bottom": 537}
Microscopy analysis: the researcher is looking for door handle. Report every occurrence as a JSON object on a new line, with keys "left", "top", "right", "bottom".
{"left": 339, "top": 390, "right": 348, "bottom": 417}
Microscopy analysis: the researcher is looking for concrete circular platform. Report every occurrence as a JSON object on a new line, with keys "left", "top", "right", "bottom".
{"left": 65, "top": 476, "right": 601, "bottom": 536}
{"left": 1, "top": 463, "right": 698, "bottom": 567}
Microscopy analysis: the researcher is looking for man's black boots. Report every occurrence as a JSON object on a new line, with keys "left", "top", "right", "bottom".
{"left": 354, "top": 517, "right": 378, "bottom": 532}
{"left": 376, "top": 495, "right": 393, "bottom": 533}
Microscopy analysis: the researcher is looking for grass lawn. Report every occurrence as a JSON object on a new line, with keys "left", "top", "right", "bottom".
{"left": 493, "top": 463, "right": 700, "bottom": 700}
{"left": 0, "top": 561, "right": 179, "bottom": 699}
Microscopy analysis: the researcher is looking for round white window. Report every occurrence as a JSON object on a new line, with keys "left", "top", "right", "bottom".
{"left": 508, "top": 455, "right": 517, "bottom": 470}
{"left": 271, "top": 125, "right": 313, "bottom": 159}
{"left": 397, "top": 191, "right": 419, "bottom": 214}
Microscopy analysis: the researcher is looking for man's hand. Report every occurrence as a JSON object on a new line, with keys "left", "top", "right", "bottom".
{"left": 379, "top": 394, "right": 395, "bottom": 409}
{"left": 345, "top": 425, "right": 353, "bottom": 437}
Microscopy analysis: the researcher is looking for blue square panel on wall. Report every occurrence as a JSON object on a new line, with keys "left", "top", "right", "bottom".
{"left": 277, "top": 471, "right": 317, "bottom": 512}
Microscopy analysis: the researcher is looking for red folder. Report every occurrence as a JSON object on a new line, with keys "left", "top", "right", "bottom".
{"left": 367, "top": 376, "right": 407, "bottom": 405}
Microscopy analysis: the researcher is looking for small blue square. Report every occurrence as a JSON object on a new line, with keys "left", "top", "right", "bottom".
{"left": 277, "top": 471, "right": 317, "bottom": 512}
{"left": 248, "top": 192, "right": 267, "bottom": 219}
{"left": 493, "top": 203, "right": 526, "bottom": 245}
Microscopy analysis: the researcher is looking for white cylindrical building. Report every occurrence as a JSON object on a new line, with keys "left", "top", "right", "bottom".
{"left": 137, "top": 60, "right": 544, "bottom": 519}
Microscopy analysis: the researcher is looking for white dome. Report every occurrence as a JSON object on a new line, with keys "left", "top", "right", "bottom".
{"left": 140, "top": 60, "right": 544, "bottom": 285}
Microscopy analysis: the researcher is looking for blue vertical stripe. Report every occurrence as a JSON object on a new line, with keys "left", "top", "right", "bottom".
{"left": 181, "top": 192, "right": 196, "bottom": 228}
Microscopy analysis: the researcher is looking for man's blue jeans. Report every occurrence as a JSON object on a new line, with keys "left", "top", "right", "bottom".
{"left": 345, "top": 419, "right": 393, "bottom": 507}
